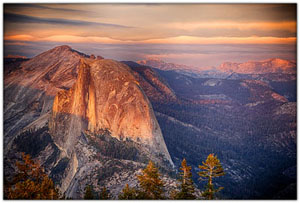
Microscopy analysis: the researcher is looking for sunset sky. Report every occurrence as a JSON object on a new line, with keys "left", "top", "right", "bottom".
{"left": 4, "top": 4, "right": 296, "bottom": 67}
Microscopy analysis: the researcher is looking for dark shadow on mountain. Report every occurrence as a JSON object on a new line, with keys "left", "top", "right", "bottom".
{"left": 4, "top": 83, "right": 55, "bottom": 147}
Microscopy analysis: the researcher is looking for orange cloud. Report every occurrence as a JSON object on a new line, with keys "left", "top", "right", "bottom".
{"left": 5, "top": 34, "right": 35, "bottom": 41}
{"left": 142, "top": 36, "right": 296, "bottom": 45}
{"left": 43, "top": 35, "right": 123, "bottom": 43}
{"left": 167, "top": 21, "right": 296, "bottom": 33}
{"left": 4, "top": 34, "right": 296, "bottom": 45}
{"left": 5, "top": 34, "right": 125, "bottom": 44}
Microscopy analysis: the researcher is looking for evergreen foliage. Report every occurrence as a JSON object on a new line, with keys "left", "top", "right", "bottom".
{"left": 99, "top": 187, "right": 111, "bottom": 200}
{"left": 84, "top": 185, "right": 94, "bottom": 200}
{"left": 173, "top": 158, "right": 196, "bottom": 199}
{"left": 118, "top": 184, "right": 138, "bottom": 200}
{"left": 198, "top": 154, "right": 225, "bottom": 200}
{"left": 136, "top": 161, "right": 165, "bottom": 199}
{"left": 5, "top": 153, "right": 58, "bottom": 200}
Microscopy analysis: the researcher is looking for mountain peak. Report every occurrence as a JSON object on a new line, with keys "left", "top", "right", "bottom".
{"left": 53, "top": 45, "right": 72, "bottom": 51}
{"left": 40, "top": 45, "right": 89, "bottom": 59}
{"left": 5, "top": 45, "right": 89, "bottom": 97}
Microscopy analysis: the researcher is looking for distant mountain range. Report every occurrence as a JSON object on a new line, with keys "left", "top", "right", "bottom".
{"left": 5, "top": 54, "right": 27, "bottom": 59}
{"left": 138, "top": 58, "right": 200, "bottom": 71}
{"left": 218, "top": 58, "right": 296, "bottom": 74}
{"left": 137, "top": 58, "right": 296, "bottom": 78}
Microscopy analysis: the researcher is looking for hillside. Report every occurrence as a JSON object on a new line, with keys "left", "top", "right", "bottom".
{"left": 4, "top": 46, "right": 174, "bottom": 199}
{"left": 124, "top": 61, "right": 296, "bottom": 199}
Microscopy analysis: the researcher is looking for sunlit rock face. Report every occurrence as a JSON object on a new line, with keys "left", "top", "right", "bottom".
{"left": 218, "top": 58, "right": 296, "bottom": 74}
{"left": 5, "top": 45, "right": 87, "bottom": 96}
{"left": 50, "top": 58, "right": 173, "bottom": 166}
{"left": 4, "top": 45, "right": 87, "bottom": 148}
{"left": 5, "top": 46, "right": 174, "bottom": 198}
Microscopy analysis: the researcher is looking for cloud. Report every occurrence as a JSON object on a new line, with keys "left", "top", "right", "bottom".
{"left": 4, "top": 34, "right": 125, "bottom": 44}
{"left": 166, "top": 21, "right": 296, "bottom": 33}
{"left": 4, "top": 4, "right": 296, "bottom": 41}
{"left": 5, "top": 34, "right": 296, "bottom": 45}
{"left": 5, "top": 34, "right": 35, "bottom": 41}
{"left": 4, "top": 12, "right": 134, "bottom": 28}
{"left": 141, "top": 36, "right": 296, "bottom": 45}
{"left": 5, "top": 4, "right": 85, "bottom": 13}
{"left": 3, "top": 4, "right": 297, "bottom": 67}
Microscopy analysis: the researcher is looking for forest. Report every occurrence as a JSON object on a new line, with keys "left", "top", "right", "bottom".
{"left": 5, "top": 152, "right": 225, "bottom": 200}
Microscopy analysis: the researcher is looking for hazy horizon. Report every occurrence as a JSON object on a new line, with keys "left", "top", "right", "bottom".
{"left": 4, "top": 3, "right": 296, "bottom": 67}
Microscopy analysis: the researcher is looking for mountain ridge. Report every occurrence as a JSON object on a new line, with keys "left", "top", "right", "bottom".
{"left": 219, "top": 58, "right": 296, "bottom": 74}
{"left": 137, "top": 57, "right": 296, "bottom": 77}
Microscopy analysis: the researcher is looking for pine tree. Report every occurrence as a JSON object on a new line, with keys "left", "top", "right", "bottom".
{"left": 6, "top": 153, "right": 58, "bottom": 200}
{"left": 137, "top": 160, "right": 165, "bottom": 199}
{"left": 174, "top": 158, "right": 196, "bottom": 199}
{"left": 83, "top": 185, "right": 94, "bottom": 200}
{"left": 198, "top": 154, "right": 225, "bottom": 200}
{"left": 99, "top": 187, "right": 110, "bottom": 200}
{"left": 118, "top": 184, "right": 138, "bottom": 200}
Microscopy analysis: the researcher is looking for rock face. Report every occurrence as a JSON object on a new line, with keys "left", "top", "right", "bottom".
{"left": 122, "top": 61, "right": 177, "bottom": 103}
{"left": 4, "top": 45, "right": 87, "bottom": 149}
{"left": 47, "top": 58, "right": 173, "bottom": 197}
{"left": 4, "top": 45, "right": 89, "bottom": 198}
{"left": 218, "top": 58, "right": 296, "bottom": 74}
{"left": 4, "top": 45, "right": 174, "bottom": 199}
{"left": 50, "top": 58, "right": 173, "bottom": 165}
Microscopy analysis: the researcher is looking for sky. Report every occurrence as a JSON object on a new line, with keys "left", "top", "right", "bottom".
{"left": 4, "top": 3, "right": 297, "bottom": 67}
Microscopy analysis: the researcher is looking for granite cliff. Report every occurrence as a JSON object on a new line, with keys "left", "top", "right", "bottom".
{"left": 4, "top": 45, "right": 174, "bottom": 199}
{"left": 49, "top": 57, "right": 173, "bottom": 166}
{"left": 4, "top": 45, "right": 85, "bottom": 151}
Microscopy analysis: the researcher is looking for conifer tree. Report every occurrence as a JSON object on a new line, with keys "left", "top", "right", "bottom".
{"left": 6, "top": 153, "right": 58, "bottom": 200}
{"left": 99, "top": 187, "right": 110, "bottom": 200}
{"left": 137, "top": 160, "right": 165, "bottom": 199}
{"left": 83, "top": 185, "right": 94, "bottom": 200}
{"left": 174, "top": 158, "right": 196, "bottom": 199}
{"left": 198, "top": 154, "right": 225, "bottom": 200}
{"left": 118, "top": 184, "right": 138, "bottom": 200}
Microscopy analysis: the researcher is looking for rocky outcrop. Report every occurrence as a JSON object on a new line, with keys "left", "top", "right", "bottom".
{"left": 50, "top": 58, "right": 173, "bottom": 165}
{"left": 4, "top": 45, "right": 174, "bottom": 199}
{"left": 97, "top": 55, "right": 104, "bottom": 60}
{"left": 4, "top": 45, "right": 87, "bottom": 150}
{"left": 47, "top": 58, "right": 173, "bottom": 197}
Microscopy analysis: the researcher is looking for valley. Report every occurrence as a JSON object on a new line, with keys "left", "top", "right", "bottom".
{"left": 4, "top": 46, "right": 296, "bottom": 199}
{"left": 126, "top": 59, "right": 297, "bottom": 199}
